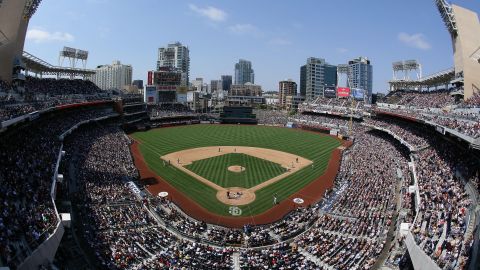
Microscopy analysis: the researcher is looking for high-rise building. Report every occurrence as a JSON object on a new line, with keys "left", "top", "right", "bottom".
{"left": 157, "top": 42, "right": 190, "bottom": 86}
{"left": 221, "top": 75, "right": 232, "bottom": 91}
{"left": 93, "top": 60, "right": 132, "bottom": 90}
{"left": 210, "top": 80, "right": 222, "bottom": 93}
{"left": 302, "top": 57, "right": 337, "bottom": 101}
{"left": 347, "top": 56, "right": 372, "bottom": 100}
{"left": 234, "top": 59, "right": 254, "bottom": 85}
{"left": 299, "top": 65, "right": 306, "bottom": 97}
{"left": 132, "top": 80, "right": 143, "bottom": 90}
{"left": 191, "top": 78, "right": 205, "bottom": 92}
{"left": 279, "top": 79, "right": 297, "bottom": 108}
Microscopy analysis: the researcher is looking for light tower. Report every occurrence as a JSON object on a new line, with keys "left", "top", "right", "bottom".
{"left": 392, "top": 60, "right": 422, "bottom": 81}
{"left": 58, "top": 47, "right": 89, "bottom": 69}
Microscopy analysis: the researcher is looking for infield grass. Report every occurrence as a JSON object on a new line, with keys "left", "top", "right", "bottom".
{"left": 131, "top": 125, "right": 341, "bottom": 217}
{"left": 185, "top": 153, "right": 287, "bottom": 188}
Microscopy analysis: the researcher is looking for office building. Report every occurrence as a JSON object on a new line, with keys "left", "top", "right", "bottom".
{"left": 301, "top": 57, "right": 337, "bottom": 101}
{"left": 230, "top": 83, "right": 262, "bottom": 97}
{"left": 210, "top": 79, "right": 222, "bottom": 93}
{"left": 347, "top": 57, "right": 373, "bottom": 100}
{"left": 132, "top": 80, "right": 143, "bottom": 90}
{"left": 279, "top": 79, "right": 297, "bottom": 108}
{"left": 221, "top": 75, "right": 232, "bottom": 91}
{"left": 191, "top": 78, "right": 206, "bottom": 92}
{"left": 299, "top": 65, "right": 306, "bottom": 97}
{"left": 157, "top": 42, "right": 190, "bottom": 86}
{"left": 234, "top": 59, "right": 254, "bottom": 85}
{"left": 93, "top": 60, "right": 132, "bottom": 90}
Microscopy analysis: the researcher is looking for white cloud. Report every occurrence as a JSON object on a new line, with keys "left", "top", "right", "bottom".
{"left": 26, "top": 28, "right": 74, "bottom": 43}
{"left": 398, "top": 32, "right": 431, "bottom": 50}
{"left": 269, "top": 38, "right": 292, "bottom": 46}
{"left": 228, "top": 24, "right": 261, "bottom": 36}
{"left": 189, "top": 4, "right": 227, "bottom": 22}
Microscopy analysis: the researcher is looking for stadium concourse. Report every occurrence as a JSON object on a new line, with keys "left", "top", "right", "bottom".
{"left": 0, "top": 77, "right": 479, "bottom": 270}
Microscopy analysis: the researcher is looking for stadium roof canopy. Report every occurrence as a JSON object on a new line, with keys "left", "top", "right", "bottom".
{"left": 388, "top": 67, "right": 455, "bottom": 91}
{"left": 22, "top": 51, "right": 95, "bottom": 77}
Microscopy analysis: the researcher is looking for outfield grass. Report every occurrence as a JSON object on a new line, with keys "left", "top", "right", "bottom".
{"left": 185, "top": 153, "right": 287, "bottom": 188}
{"left": 131, "top": 125, "right": 340, "bottom": 216}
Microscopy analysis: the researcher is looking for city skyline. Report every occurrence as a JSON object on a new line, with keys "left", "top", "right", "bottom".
{"left": 23, "top": 0, "right": 480, "bottom": 93}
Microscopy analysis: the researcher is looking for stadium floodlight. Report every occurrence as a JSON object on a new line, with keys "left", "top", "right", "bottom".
{"left": 392, "top": 61, "right": 404, "bottom": 80}
{"left": 76, "top": 49, "right": 89, "bottom": 69}
{"left": 435, "top": 0, "right": 458, "bottom": 37}
{"left": 59, "top": 47, "right": 89, "bottom": 70}
{"left": 392, "top": 60, "right": 422, "bottom": 81}
{"left": 76, "top": 49, "right": 89, "bottom": 60}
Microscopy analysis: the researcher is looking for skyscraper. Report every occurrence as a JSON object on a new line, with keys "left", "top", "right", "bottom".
{"left": 93, "top": 60, "right": 132, "bottom": 90}
{"left": 279, "top": 80, "right": 297, "bottom": 108}
{"left": 347, "top": 57, "right": 372, "bottom": 100}
{"left": 302, "top": 57, "right": 337, "bottom": 101}
{"left": 299, "top": 65, "right": 306, "bottom": 97}
{"left": 221, "top": 75, "right": 232, "bottom": 91}
{"left": 234, "top": 59, "right": 254, "bottom": 85}
{"left": 157, "top": 42, "right": 190, "bottom": 86}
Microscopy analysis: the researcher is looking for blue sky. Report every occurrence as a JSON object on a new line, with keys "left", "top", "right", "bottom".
{"left": 24, "top": 0, "right": 480, "bottom": 93}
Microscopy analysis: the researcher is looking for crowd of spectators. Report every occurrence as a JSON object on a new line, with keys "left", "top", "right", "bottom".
{"left": 0, "top": 106, "right": 114, "bottom": 268}
{"left": 254, "top": 109, "right": 289, "bottom": 126}
{"left": 364, "top": 118, "right": 430, "bottom": 149}
{"left": 372, "top": 106, "right": 480, "bottom": 139}
{"left": 25, "top": 76, "right": 102, "bottom": 96}
{"left": 382, "top": 90, "right": 456, "bottom": 108}
{"left": 0, "top": 77, "right": 111, "bottom": 122}
{"left": 463, "top": 92, "right": 480, "bottom": 107}
{"left": 64, "top": 123, "right": 235, "bottom": 269}
{"left": 239, "top": 242, "right": 318, "bottom": 269}
{"left": 420, "top": 114, "right": 480, "bottom": 138}
{"left": 0, "top": 79, "right": 10, "bottom": 92}
{"left": 148, "top": 103, "right": 196, "bottom": 119}
{"left": 289, "top": 113, "right": 353, "bottom": 134}
{"left": 2, "top": 99, "right": 478, "bottom": 269}
{"left": 412, "top": 142, "right": 473, "bottom": 269}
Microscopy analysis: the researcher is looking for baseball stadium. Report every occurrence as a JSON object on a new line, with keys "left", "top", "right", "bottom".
{"left": 1, "top": 1, "right": 480, "bottom": 270}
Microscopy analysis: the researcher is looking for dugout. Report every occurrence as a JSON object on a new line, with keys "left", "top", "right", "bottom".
{"left": 220, "top": 106, "right": 258, "bottom": 124}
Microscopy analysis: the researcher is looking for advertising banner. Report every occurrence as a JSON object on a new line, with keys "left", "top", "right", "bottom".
{"left": 352, "top": 88, "right": 365, "bottom": 100}
{"left": 337, "top": 87, "right": 350, "bottom": 98}
{"left": 145, "top": 86, "right": 157, "bottom": 103}
{"left": 324, "top": 87, "right": 337, "bottom": 98}
{"left": 176, "top": 93, "right": 187, "bottom": 103}
{"left": 147, "top": 71, "right": 153, "bottom": 85}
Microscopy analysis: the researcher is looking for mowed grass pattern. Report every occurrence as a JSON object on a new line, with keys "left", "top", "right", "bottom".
{"left": 131, "top": 125, "right": 341, "bottom": 216}
{"left": 185, "top": 153, "right": 287, "bottom": 188}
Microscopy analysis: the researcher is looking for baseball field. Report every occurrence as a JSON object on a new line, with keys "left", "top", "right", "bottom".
{"left": 130, "top": 124, "right": 342, "bottom": 221}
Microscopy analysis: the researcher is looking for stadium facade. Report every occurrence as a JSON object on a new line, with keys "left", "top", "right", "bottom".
{"left": 447, "top": 4, "right": 480, "bottom": 99}
{"left": 0, "top": 0, "right": 41, "bottom": 83}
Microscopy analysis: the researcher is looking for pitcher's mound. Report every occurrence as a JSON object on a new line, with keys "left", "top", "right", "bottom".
{"left": 228, "top": 165, "right": 245, "bottom": 173}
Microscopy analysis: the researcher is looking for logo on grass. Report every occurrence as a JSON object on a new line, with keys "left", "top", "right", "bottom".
{"left": 229, "top": 206, "right": 242, "bottom": 216}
